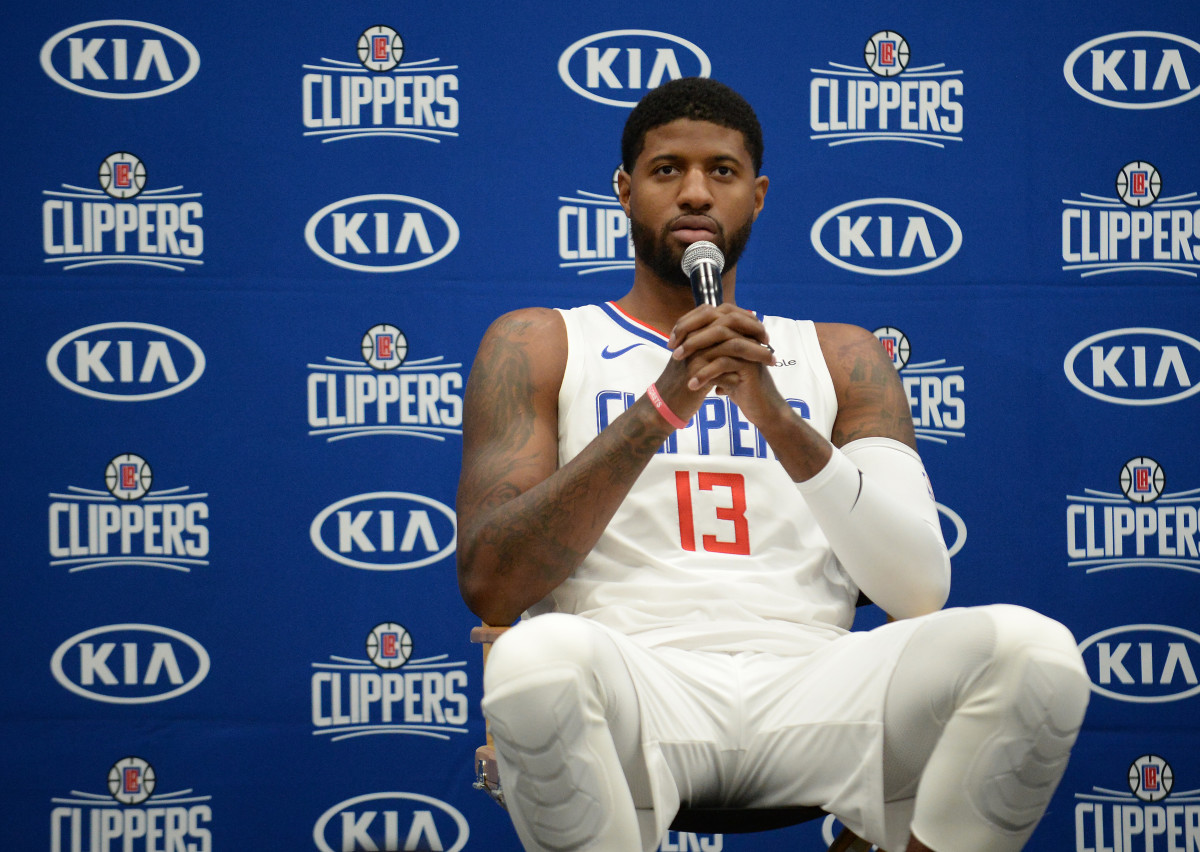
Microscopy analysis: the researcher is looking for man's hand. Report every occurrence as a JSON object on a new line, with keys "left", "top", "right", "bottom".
{"left": 661, "top": 304, "right": 786, "bottom": 427}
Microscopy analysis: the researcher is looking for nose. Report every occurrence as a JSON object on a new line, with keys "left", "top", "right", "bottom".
{"left": 676, "top": 166, "right": 713, "bottom": 210}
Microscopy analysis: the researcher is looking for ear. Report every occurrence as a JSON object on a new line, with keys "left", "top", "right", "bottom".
{"left": 616, "top": 166, "right": 632, "bottom": 217}
{"left": 751, "top": 174, "right": 769, "bottom": 221}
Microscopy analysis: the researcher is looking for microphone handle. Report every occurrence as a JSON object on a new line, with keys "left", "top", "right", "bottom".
{"left": 690, "top": 263, "right": 723, "bottom": 307}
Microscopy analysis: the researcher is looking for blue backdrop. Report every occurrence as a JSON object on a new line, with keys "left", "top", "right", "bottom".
{"left": 3, "top": 2, "right": 1199, "bottom": 850}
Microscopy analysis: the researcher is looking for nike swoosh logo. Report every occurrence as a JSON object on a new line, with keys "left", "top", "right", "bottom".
{"left": 601, "top": 343, "right": 645, "bottom": 359}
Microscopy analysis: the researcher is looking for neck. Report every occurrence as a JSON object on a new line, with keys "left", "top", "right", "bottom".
{"left": 614, "top": 259, "right": 738, "bottom": 335}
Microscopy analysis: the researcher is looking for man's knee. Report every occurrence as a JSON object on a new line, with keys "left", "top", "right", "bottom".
{"left": 483, "top": 613, "right": 601, "bottom": 693}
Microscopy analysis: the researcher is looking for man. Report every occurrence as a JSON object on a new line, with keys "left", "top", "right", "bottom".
{"left": 456, "top": 78, "right": 1088, "bottom": 852}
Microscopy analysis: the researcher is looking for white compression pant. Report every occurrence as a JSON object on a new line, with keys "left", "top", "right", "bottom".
{"left": 481, "top": 606, "right": 1090, "bottom": 852}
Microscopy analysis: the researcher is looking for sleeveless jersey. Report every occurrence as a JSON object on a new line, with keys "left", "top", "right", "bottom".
{"left": 526, "top": 302, "right": 858, "bottom": 654}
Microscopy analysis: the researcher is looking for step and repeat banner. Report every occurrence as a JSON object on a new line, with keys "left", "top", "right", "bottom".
{"left": 2, "top": 1, "right": 1198, "bottom": 849}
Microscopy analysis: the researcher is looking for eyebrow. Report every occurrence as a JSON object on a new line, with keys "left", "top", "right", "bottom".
{"left": 645, "top": 152, "right": 745, "bottom": 167}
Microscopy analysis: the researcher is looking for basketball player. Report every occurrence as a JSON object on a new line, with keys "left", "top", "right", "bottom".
{"left": 456, "top": 78, "right": 1089, "bottom": 852}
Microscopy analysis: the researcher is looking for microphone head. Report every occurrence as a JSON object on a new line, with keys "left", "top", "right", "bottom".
{"left": 681, "top": 241, "right": 725, "bottom": 277}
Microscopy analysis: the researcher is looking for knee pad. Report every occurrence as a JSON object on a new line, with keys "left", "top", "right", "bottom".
{"left": 480, "top": 615, "right": 645, "bottom": 852}
{"left": 963, "top": 605, "right": 1090, "bottom": 833}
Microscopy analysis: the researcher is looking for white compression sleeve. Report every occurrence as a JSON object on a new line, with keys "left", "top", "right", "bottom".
{"left": 795, "top": 436, "right": 950, "bottom": 619}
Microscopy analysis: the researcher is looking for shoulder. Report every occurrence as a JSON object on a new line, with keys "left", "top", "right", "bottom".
{"left": 470, "top": 307, "right": 567, "bottom": 398}
{"left": 483, "top": 306, "right": 566, "bottom": 344}
{"left": 813, "top": 323, "right": 889, "bottom": 381}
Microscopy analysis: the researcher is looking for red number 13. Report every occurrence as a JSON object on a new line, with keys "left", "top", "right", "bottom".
{"left": 674, "top": 470, "right": 751, "bottom": 555}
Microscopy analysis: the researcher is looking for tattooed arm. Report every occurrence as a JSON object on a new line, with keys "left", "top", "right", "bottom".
{"left": 455, "top": 308, "right": 679, "bottom": 626}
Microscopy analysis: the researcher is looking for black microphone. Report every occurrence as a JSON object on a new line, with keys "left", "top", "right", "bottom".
{"left": 681, "top": 241, "right": 725, "bottom": 307}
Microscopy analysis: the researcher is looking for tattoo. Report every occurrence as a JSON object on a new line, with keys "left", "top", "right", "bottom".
{"left": 829, "top": 333, "right": 917, "bottom": 449}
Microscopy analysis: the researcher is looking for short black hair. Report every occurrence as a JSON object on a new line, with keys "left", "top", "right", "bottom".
{"left": 621, "top": 77, "right": 763, "bottom": 175}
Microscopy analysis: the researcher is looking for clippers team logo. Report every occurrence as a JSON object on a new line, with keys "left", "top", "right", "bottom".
{"left": 50, "top": 758, "right": 213, "bottom": 852}
{"left": 1066, "top": 457, "right": 1199, "bottom": 576}
{"left": 359, "top": 25, "right": 404, "bottom": 71}
{"left": 311, "top": 623, "right": 468, "bottom": 742}
{"left": 310, "top": 492, "right": 457, "bottom": 570}
{"left": 40, "top": 20, "right": 200, "bottom": 99}
{"left": 1074, "top": 755, "right": 1200, "bottom": 851}
{"left": 1064, "top": 327, "right": 1200, "bottom": 405}
{"left": 109, "top": 756, "right": 156, "bottom": 805}
{"left": 1064, "top": 31, "right": 1200, "bottom": 109}
{"left": 307, "top": 326, "right": 463, "bottom": 441}
{"left": 811, "top": 31, "right": 963, "bottom": 147}
{"left": 43, "top": 153, "right": 204, "bottom": 272}
{"left": 302, "top": 26, "right": 459, "bottom": 143}
{"left": 558, "top": 170, "right": 635, "bottom": 274}
{"left": 313, "top": 792, "right": 468, "bottom": 852}
{"left": 874, "top": 327, "right": 965, "bottom": 444}
{"left": 811, "top": 198, "right": 962, "bottom": 275}
{"left": 98, "top": 151, "right": 147, "bottom": 199}
{"left": 305, "top": 195, "right": 459, "bottom": 272}
{"left": 49, "top": 454, "right": 209, "bottom": 573}
{"left": 1079, "top": 624, "right": 1200, "bottom": 703}
{"left": 361, "top": 323, "right": 408, "bottom": 370}
{"left": 1061, "top": 163, "right": 1200, "bottom": 278}
{"left": 558, "top": 30, "right": 711, "bottom": 107}
{"left": 51, "top": 624, "right": 210, "bottom": 704}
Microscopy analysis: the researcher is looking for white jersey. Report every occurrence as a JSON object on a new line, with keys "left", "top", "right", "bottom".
{"left": 527, "top": 302, "right": 857, "bottom": 654}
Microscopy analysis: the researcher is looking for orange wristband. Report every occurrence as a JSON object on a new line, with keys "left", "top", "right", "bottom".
{"left": 647, "top": 383, "right": 687, "bottom": 430}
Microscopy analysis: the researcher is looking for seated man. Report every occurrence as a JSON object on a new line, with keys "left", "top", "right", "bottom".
{"left": 455, "top": 77, "right": 1089, "bottom": 852}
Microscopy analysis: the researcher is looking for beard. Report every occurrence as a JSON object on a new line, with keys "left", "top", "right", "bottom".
{"left": 630, "top": 213, "right": 755, "bottom": 290}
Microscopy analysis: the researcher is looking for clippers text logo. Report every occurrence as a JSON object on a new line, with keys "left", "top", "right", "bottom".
{"left": 1074, "top": 755, "right": 1200, "bottom": 852}
{"left": 41, "top": 20, "right": 200, "bottom": 99}
{"left": 49, "top": 454, "right": 209, "bottom": 573}
{"left": 305, "top": 195, "right": 459, "bottom": 272}
{"left": 50, "top": 757, "right": 213, "bottom": 852}
{"left": 1062, "top": 162, "right": 1200, "bottom": 278}
{"left": 1064, "top": 31, "right": 1200, "bottom": 109}
{"left": 811, "top": 31, "right": 964, "bottom": 147}
{"left": 811, "top": 198, "right": 962, "bottom": 275}
{"left": 1064, "top": 328, "right": 1199, "bottom": 406}
{"left": 874, "top": 327, "right": 965, "bottom": 444}
{"left": 47, "top": 322, "right": 206, "bottom": 401}
{"left": 310, "top": 492, "right": 457, "bottom": 570}
{"left": 51, "top": 624, "right": 210, "bottom": 704}
{"left": 313, "top": 792, "right": 468, "bottom": 852}
{"left": 558, "top": 172, "right": 634, "bottom": 274}
{"left": 1067, "top": 457, "right": 1199, "bottom": 576}
{"left": 558, "top": 30, "right": 710, "bottom": 107}
{"left": 1079, "top": 624, "right": 1200, "bottom": 703}
{"left": 302, "top": 25, "right": 459, "bottom": 143}
{"left": 310, "top": 623, "right": 468, "bottom": 741}
{"left": 43, "top": 152, "right": 204, "bottom": 272}
{"left": 307, "top": 325, "right": 463, "bottom": 441}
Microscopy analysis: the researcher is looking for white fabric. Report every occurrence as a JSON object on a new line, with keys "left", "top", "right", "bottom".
{"left": 796, "top": 438, "right": 950, "bottom": 619}
{"left": 538, "top": 302, "right": 853, "bottom": 655}
{"left": 485, "top": 606, "right": 1089, "bottom": 852}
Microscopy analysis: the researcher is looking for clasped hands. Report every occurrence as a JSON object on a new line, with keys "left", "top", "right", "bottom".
{"left": 658, "top": 303, "right": 785, "bottom": 427}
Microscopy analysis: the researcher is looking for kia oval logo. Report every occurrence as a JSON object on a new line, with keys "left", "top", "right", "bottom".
{"left": 1063, "top": 328, "right": 1200, "bottom": 406}
{"left": 558, "top": 30, "right": 711, "bottom": 107}
{"left": 1078, "top": 624, "right": 1200, "bottom": 703}
{"left": 50, "top": 624, "right": 210, "bottom": 704}
{"left": 47, "top": 322, "right": 206, "bottom": 402}
{"left": 304, "top": 194, "right": 459, "bottom": 273}
{"left": 937, "top": 503, "right": 967, "bottom": 559}
{"left": 313, "top": 792, "right": 469, "bottom": 852}
{"left": 811, "top": 198, "right": 962, "bottom": 276}
{"left": 1064, "top": 31, "right": 1200, "bottom": 109}
{"left": 40, "top": 20, "right": 200, "bottom": 99}
{"left": 310, "top": 491, "right": 457, "bottom": 570}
